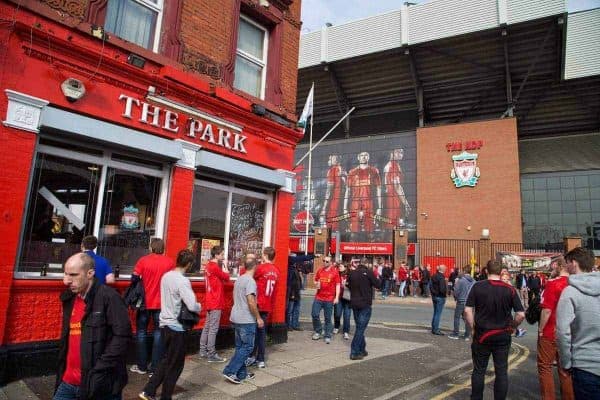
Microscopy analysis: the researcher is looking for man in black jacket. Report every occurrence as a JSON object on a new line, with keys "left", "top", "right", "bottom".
{"left": 515, "top": 269, "right": 529, "bottom": 309}
{"left": 55, "top": 253, "right": 131, "bottom": 400}
{"left": 430, "top": 264, "right": 447, "bottom": 335}
{"left": 421, "top": 265, "right": 432, "bottom": 297}
{"left": 347, "top": 257, "right": 381, "bottom": 360}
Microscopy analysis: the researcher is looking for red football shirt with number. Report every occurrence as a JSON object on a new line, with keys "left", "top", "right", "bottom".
{"left": 62, "top": 296, "right": 86, "bottom": 385}
{"left": 255, "top": 263, "right": 279, "bottom": 313}
{"left": 315, "top": 267, "right": 340, "bottom": 302}
{"left": 540, "top": 276, "right": 570, "bottom": 339}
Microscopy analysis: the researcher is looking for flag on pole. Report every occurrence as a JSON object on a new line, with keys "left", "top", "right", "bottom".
{"left": 297, "top": 83, "right": 314, "bottom": 131}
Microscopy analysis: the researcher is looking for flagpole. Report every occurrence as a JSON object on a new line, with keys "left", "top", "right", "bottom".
{"left": 304, "top": 92, "right": 314, "bottom": 255}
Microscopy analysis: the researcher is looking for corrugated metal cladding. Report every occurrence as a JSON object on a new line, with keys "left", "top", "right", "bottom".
{"left": 564, "top": 9, "right": 600, "bottom": 80}
{"left": 507, "top": 0, "right": 565, "bottom": 25}
{"left": 408, "top": 0, "right": 498, "bottom": 45}
{"left": 327, "top": 10, "right": 402, "bottom": 63}
{"left": 519, "top": 133, "right": 600, "bottom": 174}
{"left": 298, "top": 31, "right": 321, "bottom": 69}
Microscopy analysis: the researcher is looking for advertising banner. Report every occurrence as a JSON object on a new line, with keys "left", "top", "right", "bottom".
{"left": 496, "top": 251, "right": 563, "bottom": 273}
{"left": 292, "top": 132, "right": 416, "bottom": 243}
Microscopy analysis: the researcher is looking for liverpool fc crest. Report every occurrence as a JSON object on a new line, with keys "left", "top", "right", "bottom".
{"left": 450, "top": 151, "right": 480, "bottom": 187}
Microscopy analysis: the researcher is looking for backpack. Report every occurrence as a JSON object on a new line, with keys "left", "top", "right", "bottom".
{"left": 525, "top": 295, "right": 542, "bottom": 324}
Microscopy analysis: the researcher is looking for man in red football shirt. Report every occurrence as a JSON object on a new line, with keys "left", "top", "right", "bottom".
{"left": 311, "top": 256, "right": 340, "bottom": 344}
{"left": 411, "top": 266, "right": 421, "bottom": 297}
{"left": 383, "top": 148, "right": 411, "bottom": 228}
{"left": 320, "top": 154, "right": 346, "bottom": 231}
{"left": 537, "top": 257, "right": 574, "bottom": 399}
{"left": 344, "top": 152, "right": 382, "bottom": 233}
{"left": 200, "top": 246, "right": 230, "bottom": 363}
{"left": 131, "top": 238, "right": 175, "bottom": 374}
{"left": 245, "top": 246, "right": 279, "bottom": 368}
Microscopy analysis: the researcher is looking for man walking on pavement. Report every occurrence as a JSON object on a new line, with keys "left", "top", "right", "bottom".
{"left": 557, "top": 247, "right": 600, "bottom": 400}
{"left": 449, "top": 268, "right": 475, "bottom": 340}
{"left": 516, "top": 269, "right": 529, "bottom": 309}
{"left": 347, "top": 257, "right": 381, "bottom": 360}
{"left": 199, "top": 246, "right": 230, "bottom": 363}
{"left": 223, "top": 259, "right": 263, "bottom": 384}
{"left": 312, "top": 256, "right": 340, "bottom": 344}
{"left": 465, "top": 260, "right": 525, "bottom": 400}
{"left": 537, "top": 256, "right": 574, "bottom": 400}
{"left": 381, "top": 262, "right": 393, "bottom": 299}
{"left": 529, "top": 270, "right": 542, "bottom": 303}
{"left": 430, "top": 264, "right": 447, "bottom": 335}
{"left": 54, "top": 253, "right": 131, "bottom": 400}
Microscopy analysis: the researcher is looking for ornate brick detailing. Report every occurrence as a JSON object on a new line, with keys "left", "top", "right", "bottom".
{"left": 182, "top": 49, "right": 223, "bottom": 81}
{"left": 41, "top": 0, "right": 88, "bottom": 19}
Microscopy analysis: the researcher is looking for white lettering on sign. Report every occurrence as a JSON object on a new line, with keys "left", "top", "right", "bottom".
{"left": 118, "top": 94, "right": 248, "bottom": 154}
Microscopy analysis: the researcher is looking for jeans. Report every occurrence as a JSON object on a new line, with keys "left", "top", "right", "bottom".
{"left": 136, "top": 309, "right": 163, "bottom": 371}
{"left": 572, "top": 368, "right": 600, "bottom": 400}
{"left": 398, "top": 280, "right": 406, "bottom": 297}
{"left": 223, "top": 323, "right": 256, "bottom": 380}
{"left": 431, "top": 296, "right": 446, "bottom": 333}
{"left": 471, "top": 333, "right": 511, "bottom": 400}
{"left": 199, "top": 309, "right": 221, "bottom": 357}
{"left": 287, "top": 299, "right": 301, "bottom": 329}
{"left": 412, "top": 281, "right": 419, "bottom": 296}
{"left": 334, "top": 299, "right": 352, "bottom": 334}
{"left": 312, "top": 299, "right": 334, "bottom": 338}
{"left": 351, "top": 306, "right": 372, "bottom": 357}
{"left": 382, "top": 280, "right": 390, "bottom": 297}
{"left": 253, "top": 311, "right": 269, "bottom": 362}
{"left": 452, "top": 302, "right": 471, "bottom": 337}
{"left": 302, "top": 274, "right": 308, "bottom": 290}
{"left": 53, "top": 382, "right": 121, "bottom": 400}
{"left": 143, "top": 327, "right": 187, "bottom": 400}
{"left": 537, "top": 336, "right": 574, "bottom": 400}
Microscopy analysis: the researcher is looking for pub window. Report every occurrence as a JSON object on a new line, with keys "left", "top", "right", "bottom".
{"left": 18, "top": 142, "right": 168, "bottom": 277}
{"left": 104, "top": 0, "right": 163, "bottom": 51}
{"left": 233, "top": 15, "right": 268, "bottom": 99}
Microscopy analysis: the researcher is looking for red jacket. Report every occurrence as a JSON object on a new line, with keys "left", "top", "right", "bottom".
{"left": 204, "top": 261, "right": 230, "bottom": 310}
{"left": 411, "top": 268, "right": 421, "bottom": 281}
{"left": 397, "top": 267, "right": 408, "bottom": 282}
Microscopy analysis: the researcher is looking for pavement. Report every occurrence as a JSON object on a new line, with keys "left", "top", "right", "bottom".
{"left": 1, "top": 296, "right": 543, "bottom": 400}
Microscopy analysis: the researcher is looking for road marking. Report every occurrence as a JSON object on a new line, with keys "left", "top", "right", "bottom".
{"left": 429, "top": 342, "right": 530, "bottom": 400}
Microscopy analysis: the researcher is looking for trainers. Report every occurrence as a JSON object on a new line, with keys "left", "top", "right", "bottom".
{"left": 325, "top": 337, "right": 331, "bottom": 344}
{"left": 350, "top": 354, "right": 364, "bottom": 360}
{"left": 208, "top": 355, "right": 227, "bottom": 363}
{"left": 447, "top": 334, "right": 460, "bottom": 340}
{"left": 312, "top": 332, "right": 321, "bottom": 340}
{"left": 257, "top": 361, "right": 266, "bottom": 368}
{"left": 130, "top": 365, "right": 147, "bottom": 375}
{"left": 463, "top": 336, "right": 470, "bottom": 341}
{"left": 223, "top": 373, "right": 242, "bottom": 384}
{"left": 138, "top": 392, "right": 156, "bottom": 400}
{"left": 245, "top": 357, "right": 257, "bottom": 367}
{"left": 292, "top": 327, "right": 304, "bottom": 331}
{"left": 244, "top": 372, "right": 255, "bottom": 381}
{"left": 343, "top": 332, "right": 350, "bottom": 340}
{"left": 198, "top": 352, "right": 208, "bottom": 358}
{"left": 333, "top": 328, "right": 339, "bottom": 334}
{"left": 361, "top": 351, "right": 368, "bottom": 357}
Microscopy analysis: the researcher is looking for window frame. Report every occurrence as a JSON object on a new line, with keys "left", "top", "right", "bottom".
{"left": 235, "top": 14, "right": 270, "bottom": 100}
{"left": 104, "top": 0, "right": 165, "bottom": 52}
{"left": 14, "top": 140, "right": 171, "bottom": 279}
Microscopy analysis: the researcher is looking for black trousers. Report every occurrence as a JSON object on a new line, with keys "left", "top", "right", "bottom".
{"left": 143, "top": 327, "right": 187, "bottom": 400}
{"left": 471, "top": 333, "right": 511, "bottom": 400}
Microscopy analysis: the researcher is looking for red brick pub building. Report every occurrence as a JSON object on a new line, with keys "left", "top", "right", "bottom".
{"left": 0, "top": 0, "right": 302, "bottom": 382}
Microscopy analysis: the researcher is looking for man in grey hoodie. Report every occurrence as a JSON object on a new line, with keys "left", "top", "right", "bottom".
{"left": 448, "top": 268, "right": 475, "bottom": 340}
{"left": 556, "top": 247, "right": 600, "bottom": 400}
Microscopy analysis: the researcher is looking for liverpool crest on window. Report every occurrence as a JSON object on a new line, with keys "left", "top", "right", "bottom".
{"left": 450, "top": 151, "right": 480, "bottom": 188}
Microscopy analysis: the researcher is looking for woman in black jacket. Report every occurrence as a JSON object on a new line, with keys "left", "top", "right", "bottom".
{"left": 334, "top": 264, "right": 352, "bottom": 340}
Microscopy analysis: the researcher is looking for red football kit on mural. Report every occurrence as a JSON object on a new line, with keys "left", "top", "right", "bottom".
{"left": 347, "top": 166, "right": 381, "bottom": 231}
{"left": 62, "top": 296, "right": 85, "bottom": 386}
{"left": 384, "top": 160, "right": 404, "bottom": 227}
{"left": 255, "top": 263, "right": 279, "bottom": 313}
{"left": 326, "top": 165, "right": 345, "bottom": 230}
{"left": 315, "top": 267, "right": 340, "bottom": 302}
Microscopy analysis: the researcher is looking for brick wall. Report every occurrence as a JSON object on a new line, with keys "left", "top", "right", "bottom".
{"left": 417, "top": 118, "right": 522, "bottom": 243}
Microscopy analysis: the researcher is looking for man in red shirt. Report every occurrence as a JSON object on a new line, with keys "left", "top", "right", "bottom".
{"left": 538, "top": 257, "right": 575, "bottom": 400}
{"left": 383, "top": 149, "right": 411, "bottom": 228}
{"left": 311, "top": 256, "right": 340, "bottom": 344}
{"left": 344, "top": 152, "right": 382, "bottom": 233}
{"left": 199, "top": 246, "right": 230, "bottom": 363}
{"left": 397, "top": 263, "right": 408, "bottom": 297}
{"left": 131, "top": 238, "right": 175, "bottom": 375}
{"left": 320, "top": 154, "right": 346, "bottom": 231}
{"left": 411, "top": 266, "right": 421, "bottom": 297}
{"left": 246, "top": 246, "right": 279, "bottom": 368}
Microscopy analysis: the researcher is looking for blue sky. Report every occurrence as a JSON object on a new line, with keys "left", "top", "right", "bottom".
{"left": 300, "top": 0, "right": 600, "bottom": 33}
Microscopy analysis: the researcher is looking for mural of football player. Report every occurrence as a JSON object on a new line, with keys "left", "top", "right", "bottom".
{"left": 384, "top": 148, "right": 411, "bottom": 227}
{"left": 320, "top": 154, "right": 346, "bottom": 231}
{"left": 343, "top": 151, "right": 382, "bottom": 232}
